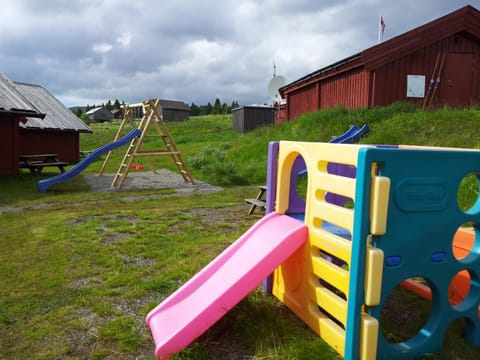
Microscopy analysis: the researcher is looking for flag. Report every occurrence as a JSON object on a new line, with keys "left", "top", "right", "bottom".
{"left": 378, "top": 15, "right": 386, "bottom": 43}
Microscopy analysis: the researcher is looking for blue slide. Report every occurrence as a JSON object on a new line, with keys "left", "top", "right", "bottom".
{"left": 37, "top": 128, "right": 142, "bottom": 193}
{"left": 329, "top": 124, "right": 369, "bottom": 144}
{"left": 335, "top": 124, "right": 369, "bottom": 144}
{"left": 329, "top": 124, "right": 360, "bottom": 143}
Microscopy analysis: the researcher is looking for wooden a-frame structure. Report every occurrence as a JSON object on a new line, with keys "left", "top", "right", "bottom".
{"left": 99, "top": 99, "right": 194, "bottom": 189}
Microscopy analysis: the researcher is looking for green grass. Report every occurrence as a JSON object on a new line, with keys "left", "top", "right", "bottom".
{"left": 1, "top": 104, "right": 480, "bottom": 359}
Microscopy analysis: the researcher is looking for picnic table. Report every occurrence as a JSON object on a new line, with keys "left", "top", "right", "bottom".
{"left": 19, "top": 154, "right": 68, "bottom": 173}
{"left": 245, "top": 185, "right": 267, "bottom": 215}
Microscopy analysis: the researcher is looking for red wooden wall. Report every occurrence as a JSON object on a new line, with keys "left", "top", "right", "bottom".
{"left": 372, "top": 34, "right": 480, "bottom": 107}
{"left": 0, "top": 116, "right": 20, "bottom": 175}
{"left": 19, "top": 130, "right": 80, "bottom": 163}
{"left": 285, "top": 66, "right": 370, "bottom": 120}
{"left": 319, "top": 67, "right": 369, "bottom": 109}
{"left": 286, "top": 84, "right": 317, "bottom": 120}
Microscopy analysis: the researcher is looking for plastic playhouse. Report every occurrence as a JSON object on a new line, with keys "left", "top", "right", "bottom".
{"left": 146, "top": 139, "right": 480, "bottom": 359}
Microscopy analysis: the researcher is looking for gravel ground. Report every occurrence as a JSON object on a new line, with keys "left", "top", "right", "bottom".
{"left": 83, "top": 168, "right": 223, "bottom": 195}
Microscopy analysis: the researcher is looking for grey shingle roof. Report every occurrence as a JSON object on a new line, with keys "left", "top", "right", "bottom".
{"left": 85, "top": 106, "right": 103, "bottom": 115}
{"left": 0, "top": 72, "right": 40, "bottom": 115}
{"left": 159, "top": 99, "right": 190, "bottom": 111}
{"left": 14, "top": 81, "right": 92, "bottom": 133}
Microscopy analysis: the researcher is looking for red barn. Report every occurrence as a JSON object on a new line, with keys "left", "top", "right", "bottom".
{"left": 0, "top": 73, "right": 91, "bottom": 175}
{"left": 278, "top": 5, "right": 480, "bottom": 123}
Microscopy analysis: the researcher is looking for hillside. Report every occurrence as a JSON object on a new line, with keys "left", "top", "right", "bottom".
{"left": 80, "top": 102, "right": 480, "bottom": 187}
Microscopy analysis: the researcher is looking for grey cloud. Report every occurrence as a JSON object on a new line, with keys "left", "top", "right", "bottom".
{"left": 0, "top": 0, "right": 476, "bottom": 107}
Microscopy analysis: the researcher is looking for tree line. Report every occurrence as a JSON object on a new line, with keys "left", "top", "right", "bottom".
{"left": 73, "top": 98, "right": 240, "bottom": 118}
{"left": 190, "top": 98, "right": 239, "bottom": 116}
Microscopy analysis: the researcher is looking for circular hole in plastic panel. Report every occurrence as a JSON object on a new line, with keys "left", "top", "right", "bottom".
{"left": 380, "top": 277, "right": 432, "bottom": 344}
{"left": 457, "top": 172, "right": 480, "bottom": 214}
{"left": 452, "top": 224, "right": 477, "bottom": 261}
{"left": 448, "top": 270, "right": 471, "bottom": 306}
{"left": 448, "top": 269, "right": 480, "bottom": 313}
{"left": 442, "top": 317, "right": 476, "bottom": 348}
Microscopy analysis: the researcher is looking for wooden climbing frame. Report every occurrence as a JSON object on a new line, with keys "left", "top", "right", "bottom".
{"left": 99, "top": 99, "right": 195, "bottom": 189}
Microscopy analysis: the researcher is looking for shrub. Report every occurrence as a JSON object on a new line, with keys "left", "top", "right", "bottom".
{"left": 188, "top": 144, "right": 248, "bottom": 186}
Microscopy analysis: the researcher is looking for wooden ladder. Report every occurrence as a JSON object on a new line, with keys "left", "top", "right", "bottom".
{"left": 99, "top": 103, "right": 137, "bottom": 176}
{"left": 111, "top": 130, "right": 142, "bottom": 188}
{"left": 146, "top": 100, "right": 195, "bottom": 184}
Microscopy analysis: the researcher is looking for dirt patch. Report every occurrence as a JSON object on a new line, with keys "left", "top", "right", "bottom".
{"left": 83, "top": 169, "right": 223, "bottom": 195}
{"left": 188, "top": 205, "right": 262, "bottom": 232}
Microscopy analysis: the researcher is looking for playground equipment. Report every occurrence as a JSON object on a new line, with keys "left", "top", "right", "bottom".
{"left": 245, "top": 124, "right": 369, "bottom": 214}
{"left": 146, "top": 212, "right": 307, "bottom": 358}
{"left": 146, "top": 140, "right": 480, "bottom": 359}
{"left": 36, "top": 129, "right": 141, "bottom": 192}
{"left": 99, "top": 99, "right": 194, "bottom": 189}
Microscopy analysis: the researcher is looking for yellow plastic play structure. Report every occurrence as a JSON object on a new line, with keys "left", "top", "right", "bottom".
{"left": 270, "top": 142, "right": 387, "bottom": 359}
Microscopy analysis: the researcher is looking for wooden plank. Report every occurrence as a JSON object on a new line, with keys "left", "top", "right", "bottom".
{"left": 245, "top": 198, "right": 266, "bottom": 207}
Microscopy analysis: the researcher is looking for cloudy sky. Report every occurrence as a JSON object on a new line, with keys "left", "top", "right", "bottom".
{"left": 0, "top": 1, "right": 477, "bottom": 108}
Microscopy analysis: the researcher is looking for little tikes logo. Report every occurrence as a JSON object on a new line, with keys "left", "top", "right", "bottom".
{"left": 395, "top": 178, "right": 447, "bottom": 212}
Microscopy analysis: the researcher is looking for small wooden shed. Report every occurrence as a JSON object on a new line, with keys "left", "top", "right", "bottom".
{"left": 159, "top": 100, "right": 190, "bottom": 121}
{"left": 279, "top": 5, "right": 480, "bottom": 122}
{"left": 232, "top": 105, "right": 275, "bottom": 133}
{"left": 111, "top": 108, "right": 123, "bottom": 119}
{"left": 86, "top": 107, "right": 114, "bottom": 122}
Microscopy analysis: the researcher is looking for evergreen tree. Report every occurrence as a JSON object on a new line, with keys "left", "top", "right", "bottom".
{"left": 212, "top": 98, "right": 222, "bottom": 114}
{"left": 206, "top": 102, "right": 213, "bottom": 115}
{"left": 113, "top": 99, "right": 121, "bottom": 109}
{"left": 190, "top": 102, "right": 200, "bottom": 116}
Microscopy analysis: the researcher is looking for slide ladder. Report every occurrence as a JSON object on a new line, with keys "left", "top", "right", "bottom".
{"left": 100, "top": 99, "right": 194, "bottom": 189}
{"left": 145, "top": 100, "right": 193, "bottom": 184}
{"left": 112, "top": 129, "right": 142, "bottom": 188}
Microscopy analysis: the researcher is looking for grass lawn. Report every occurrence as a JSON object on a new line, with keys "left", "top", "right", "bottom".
{"left": 0, "top": 175, "right": 336, "bottom": 359}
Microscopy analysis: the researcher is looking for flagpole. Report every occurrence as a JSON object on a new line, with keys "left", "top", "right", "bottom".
{"left": 378, "top": 14, "right": 382, "bottom": 43}
{"left": 378, "top": 14, "right": 385, "bottom": 43}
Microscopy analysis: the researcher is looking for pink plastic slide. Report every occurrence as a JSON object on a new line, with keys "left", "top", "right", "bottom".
{"left": 146, "top": 212, "right": 308, "bottom": 359}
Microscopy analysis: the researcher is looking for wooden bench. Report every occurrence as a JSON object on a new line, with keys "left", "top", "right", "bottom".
{"left": 20, "top": 154, "right": 68, "bottom": 174}
{"left": 245, "top": 185, "right": 267, "bottom": 215}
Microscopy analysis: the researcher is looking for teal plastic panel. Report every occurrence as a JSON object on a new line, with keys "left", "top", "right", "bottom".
{"left": 348, "top": 147, "right": 480, "bottom": 359}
